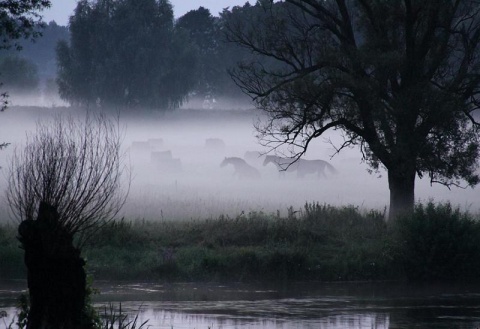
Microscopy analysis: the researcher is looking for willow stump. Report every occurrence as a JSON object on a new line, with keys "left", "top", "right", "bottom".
{"left": 18, "top": 202, "right": 91, "bottom": 329}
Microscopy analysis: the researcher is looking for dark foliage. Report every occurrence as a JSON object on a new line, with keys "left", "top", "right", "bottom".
{"left": 392, "top": 202, "right": 480, "bottom": 281}
{"left": 3, "top": 203, "right": 480, "bottom": 283}
{"left": 0, "top": 55, "right": 39, "bottom": 91}
{"left": 56, "top": 0, "right": 196, "bottom": 110}
{"left": 0, "top": 0, "right": 51, "bottom": 51}
{"left": 83, "top": 204, "right": 394, "bottom": 282}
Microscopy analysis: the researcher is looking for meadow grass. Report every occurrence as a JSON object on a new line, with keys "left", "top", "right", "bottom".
{"left": 78, "top": 203, "right": 394, "bottom": 282}
{"left": 1, "top": 202, "right": 479, "bottom": 283}
{"left": 0, "top": 223, "right": 25, "bottom": 278}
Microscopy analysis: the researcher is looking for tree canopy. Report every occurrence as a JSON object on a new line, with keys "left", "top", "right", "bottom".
{"left": 57, "top": 0, "right": 197, "bottom": 111}
{"left": 55, "top": 2, "right": 256, "bottom": 110}
{"left": 0, "top": 0, "right": 51, "bottom": 51}
{"left": 176, "top": 7, "right": 219, "bottom": 98}
{"left": 225, "top": 0, "right": 480, "bottom": 218}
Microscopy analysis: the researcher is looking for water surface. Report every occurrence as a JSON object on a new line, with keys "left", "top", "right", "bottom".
{"left": 2, "top": 281, "right": 480, "bottom": 328}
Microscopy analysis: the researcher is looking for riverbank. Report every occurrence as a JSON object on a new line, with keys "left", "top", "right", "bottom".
{"left": 85, "top": 203, "right": 393, "bottom": 282}
{"left": 1, "top": 202, "right": 479, "bottom": 282}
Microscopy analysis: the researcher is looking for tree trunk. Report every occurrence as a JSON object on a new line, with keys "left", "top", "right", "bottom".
{"left": 388, "top": 166, "right": 416, "bottom": 219}
{"left": 17, "top": 202, "right": 93, "bottom": 329}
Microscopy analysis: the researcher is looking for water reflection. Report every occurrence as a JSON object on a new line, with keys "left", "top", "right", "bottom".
{"left": 2, "top": 281, "right": 480, "bottom": 328}
{"left": 94, "top": 298, "right": 391, "bottom": 328}
{"left": 114, "top": 308, "right": 390, "bottom": 329}
{"left": 92, "top": 281, "right": 480, "bottom": 329}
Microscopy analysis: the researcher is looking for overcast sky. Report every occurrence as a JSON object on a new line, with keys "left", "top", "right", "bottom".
{"left": 42, "top": 0, "right": 250, "bottom": 26}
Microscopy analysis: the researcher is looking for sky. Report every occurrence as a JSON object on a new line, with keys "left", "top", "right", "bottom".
{"left": 41, "top": 0, "right": 250, "bottom": 26}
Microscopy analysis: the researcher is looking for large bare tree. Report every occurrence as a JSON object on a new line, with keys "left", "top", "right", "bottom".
{"left": 225, "top": 0, "right": 480, "bottom": 218}
{"left": 6, "top": 113, "right": 129, "bottom": 329}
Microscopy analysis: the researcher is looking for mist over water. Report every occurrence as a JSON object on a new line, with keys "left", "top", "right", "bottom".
{"left": 0, "top": 106, "right": 479, "bottom": 223}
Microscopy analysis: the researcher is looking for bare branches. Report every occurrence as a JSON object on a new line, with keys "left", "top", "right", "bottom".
{"left": 6, "top": 113, "right": 129, "bottom": 242}
{"left": 227, "top": 0, "right": 480, "bottom": 184}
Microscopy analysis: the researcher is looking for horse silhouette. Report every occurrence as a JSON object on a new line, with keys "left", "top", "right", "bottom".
{"left": 296, "top": 158, "right": 338, "bottom": 178}
{"left": 263, "top": 155, "right": 298, "bottom": 175}
{"left": 263, "top": 155, "right": 337, "bottom": 178}
{"left": 220, "top": 157, "right": 261, "bottom": 179}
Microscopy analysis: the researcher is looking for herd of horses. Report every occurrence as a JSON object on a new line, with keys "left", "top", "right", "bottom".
{"left": 220, "top": 154, "right": 338, "bottom": 180}
{"left": 129, "top": 138, "right": 337, "bottom": 180}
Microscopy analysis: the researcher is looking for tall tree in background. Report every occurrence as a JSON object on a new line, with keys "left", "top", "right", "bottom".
{"left": 56, "top": 0, "right": 105, "bottom": 106}
{"left": 226, "top": 0, "right": 480, "bottom": 218}
{"left": 217, "top": 3, "right": 269, "bottom": 101}
{"left": 57, "top": 0, "right": 196, "bottom": 111}
{"left": 174, "top": 5, "right": 255, "bottom": 106}
{"left": 0, "top": 0, "right": 51, "bottom": 149}
{"left": 176, "top": 7, "right": 218, "bottom": 98}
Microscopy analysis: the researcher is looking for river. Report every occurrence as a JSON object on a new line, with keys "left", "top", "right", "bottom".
{"left": 2, "top": 280, "right": 480, "bottom": 328}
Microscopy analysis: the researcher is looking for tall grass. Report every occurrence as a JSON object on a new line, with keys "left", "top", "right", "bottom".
{"left": 0, "top": 224, "right": 25, "bottom": 278}
{"left": 1, "top": 202, "right": 479, "bottom": 282}
{"left": 83, "top": 203, "right": 394, "bottom": 281}
{"left": 99, "top": 304, "right": 148, "bottom": 329}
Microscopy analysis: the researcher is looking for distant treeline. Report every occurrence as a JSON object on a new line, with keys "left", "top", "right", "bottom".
{"left": 1, "top": 202, "right": 480, "bottom": 282}
{"left": 0, "top": 21, "right": 68, "bottom": 98}
{"left": 0, "top": 1, "right": 275, "bottom": 110}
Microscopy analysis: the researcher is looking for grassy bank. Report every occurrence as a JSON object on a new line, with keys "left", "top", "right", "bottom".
{"left": 1, "top": 202, "right": 480, "bottom": 282}
{"left": 0, "top": 224, "right": 25, "bottom": 278}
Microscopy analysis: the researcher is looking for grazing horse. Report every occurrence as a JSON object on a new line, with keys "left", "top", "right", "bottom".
{"left": 263, "top": 155, "right": 337, "bottom": 178}
{"left": 220, "top": 157, "right": 261, "bottom": 179}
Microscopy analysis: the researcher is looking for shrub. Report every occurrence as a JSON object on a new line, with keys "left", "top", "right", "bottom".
{"left": 392, "top": 202, "right": 480, "bottom": 281}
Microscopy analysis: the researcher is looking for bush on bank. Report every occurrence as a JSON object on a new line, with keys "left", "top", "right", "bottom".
{"left": 391, "top": 202, "right": 480, "bottom": 281}
{"left": 0, "top": 202, "right": 479, "bottom": 282}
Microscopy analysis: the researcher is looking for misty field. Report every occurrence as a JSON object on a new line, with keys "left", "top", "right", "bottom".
{"left": 1, "top": 106, "right": 479, "bottom": 224}
{"left": 0, "top": 106, "right": 479, "bottom": 284}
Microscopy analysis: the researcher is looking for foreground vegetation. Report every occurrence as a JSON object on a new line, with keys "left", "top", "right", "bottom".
{"left": 1, "top": 202, "right": 480, "bottom": 283}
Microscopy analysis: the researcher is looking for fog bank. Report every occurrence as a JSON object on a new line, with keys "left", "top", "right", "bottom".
{"left": 0, "top": 107, "right": 478, "bottom": 222}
